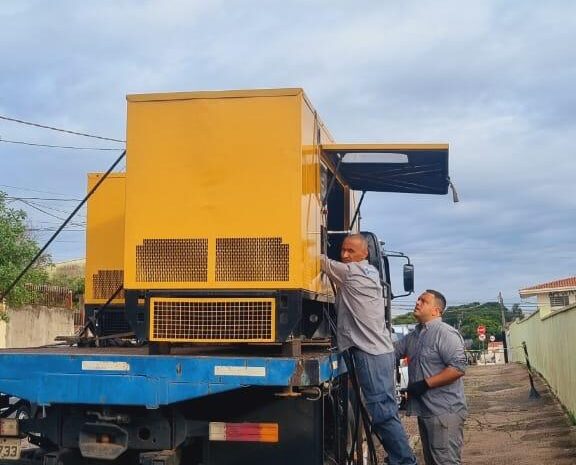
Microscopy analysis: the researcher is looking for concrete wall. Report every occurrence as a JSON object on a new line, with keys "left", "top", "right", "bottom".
{"left": 0, "top": 305, "right": 74, "bottom": 348}
{"left": 509, "top": 303, "right": 576, "bottom": 417}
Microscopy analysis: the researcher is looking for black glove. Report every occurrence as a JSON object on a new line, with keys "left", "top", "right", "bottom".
{"left": 406, "top": 379, "right": 429, "bottom": 398}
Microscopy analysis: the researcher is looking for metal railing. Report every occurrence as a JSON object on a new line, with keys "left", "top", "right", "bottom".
{"left": 23, "top": 283, "right": 73, "bottom": 309}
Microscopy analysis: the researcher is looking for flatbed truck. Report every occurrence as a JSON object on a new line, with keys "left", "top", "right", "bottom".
{"left": 0, "top": 88, "right": 453, "bottom": 464}
{"left": 0, "top": 345, "right": 353, "bottom": 465}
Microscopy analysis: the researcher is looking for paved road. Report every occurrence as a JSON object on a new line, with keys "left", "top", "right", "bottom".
{"left": 401, "top": 363, "right": 576, "bottom": 464}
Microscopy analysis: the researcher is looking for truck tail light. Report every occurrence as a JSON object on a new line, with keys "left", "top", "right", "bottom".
{"left": 209, "top": 422, "right": 279, "bottom": 443}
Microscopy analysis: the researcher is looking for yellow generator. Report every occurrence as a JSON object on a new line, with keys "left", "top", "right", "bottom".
{"left": 84, "top": 172, "right": 130, "bottom": 336}
{"left": 121, "top": 88, "right": 450, "bottom": 352}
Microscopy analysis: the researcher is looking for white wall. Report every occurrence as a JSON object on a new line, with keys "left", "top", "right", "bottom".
{"left": 0, "top": 305, "right": 74, "bottom": 348}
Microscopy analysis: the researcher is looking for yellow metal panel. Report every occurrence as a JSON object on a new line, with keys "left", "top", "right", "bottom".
{"left": 321, "top": 143, "right": 449, "bottom": 152}
{"left": 149, "top": 297, "right": 276, "bottom": 342}
{"left": 84, "top": 173, "right": 125, "bottom": 305}
{"left": 127, "top": 88, "right": 304, "bottom": 103}
{"left": 124, "top": 92, "right": 305, "bottom": 290}
{"left": 300, "top": 98, "right": 335, "bottom": 295}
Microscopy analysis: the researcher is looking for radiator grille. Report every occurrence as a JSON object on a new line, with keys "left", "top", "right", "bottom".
{"left": 216, "top": 237, "right": 289, "bottom": 282}
{"left": 136, "top": 239, "right": 208, "bottom": 282}
{"left": 150, "top": 298, "right": 275, "bottom": 342}
{"left": 92, "top": 270, "right": 124, "bottom": 300}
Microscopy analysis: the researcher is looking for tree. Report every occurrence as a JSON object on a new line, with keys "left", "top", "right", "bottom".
{"left": 394, "top": 301, "right": 515, "bottom": 351}
{"left": 0, "top": 192, "right": 51, "bottom": 307}
{"left": 48, "top": 263, "right": 85, "bottom": 303}
{"left": 443, "top": 302, "right": 510, "bottom": 350}
{"left": 511, "top": 303, "right": 524, "bottom": 320}
{"left": 392, "top": 312, "right": 416, "bottom": 324}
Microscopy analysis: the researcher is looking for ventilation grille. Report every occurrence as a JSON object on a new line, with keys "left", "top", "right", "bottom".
{"left": 99, "top": 309, "right": 131, "bottom": 336}
{"left": 136, "top": 239, "right": 208, "bottom": 282}
{"left": 216, "top": 238, "right": 289, "bottom": 282}
{"left": 150, "top": 298, "right": 275, "bottom": 342}
{"left": 92, "top": 270, "right": 124, "bottom": 300}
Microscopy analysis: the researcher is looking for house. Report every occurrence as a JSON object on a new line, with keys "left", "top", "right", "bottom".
{"left": 519, "top": 276, "right": 576, "bottom": 317}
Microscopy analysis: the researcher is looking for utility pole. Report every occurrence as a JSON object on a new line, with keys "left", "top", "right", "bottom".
{"left": 498, "top": 292, "right": 509, "bottom": 363}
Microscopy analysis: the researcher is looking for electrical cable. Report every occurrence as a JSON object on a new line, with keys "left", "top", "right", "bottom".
{"left": 0, "top": 114, "right": 125, "bottom": 143}
{"left": 0, "top": 184, "right": 72, "bottom": 196}
{"left": 27, "top": 228, "right": 84, "bottom": 232}
{"left": 6, "top": 196, "right": 82, "bottom": 202}
{"left": 15, "top": 199, "right": 85, "bottom": 227}
{"left": 17, "top": 198, "right": 86, "bottom": 217}
{"left": 0, "top": 137, "right": 123, "bottom": 151}
{"left": 0, "top": 150, "right": 126, "bottom": 302}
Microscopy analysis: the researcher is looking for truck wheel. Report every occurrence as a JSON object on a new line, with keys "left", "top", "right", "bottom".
{"left": 15, "top": 402, "right": 31, "bottom": 420}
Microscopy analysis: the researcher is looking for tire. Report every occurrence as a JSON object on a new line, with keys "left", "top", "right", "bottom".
{"left": 15, "top": 402, "right": 31, "bottom": 420}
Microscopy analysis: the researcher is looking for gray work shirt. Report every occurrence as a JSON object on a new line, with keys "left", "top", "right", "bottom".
{"left": 394, "top": 318, "right": 468, "bottom": 417}
{"left": 321, "top": 256, "right": 393, "bottom": 355}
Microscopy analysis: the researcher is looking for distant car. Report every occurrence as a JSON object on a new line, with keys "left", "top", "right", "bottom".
{"left": 391, "top": 325, "right": 417, "bottom": 408}
{"left": 391, "top": 329, "right": 410, "bottom": 408}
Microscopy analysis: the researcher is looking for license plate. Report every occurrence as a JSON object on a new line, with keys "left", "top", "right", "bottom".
{"left": 0, "top": 437, "right": 20, "bottom": 460}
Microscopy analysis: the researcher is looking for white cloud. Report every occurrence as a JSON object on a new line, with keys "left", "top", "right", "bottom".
{"left": 1, "top": 0, "right": 575, "bottom": 301}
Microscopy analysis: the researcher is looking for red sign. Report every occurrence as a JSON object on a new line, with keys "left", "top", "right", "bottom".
{"left": 477, "top": 325, "right": 486, "bottom": 335}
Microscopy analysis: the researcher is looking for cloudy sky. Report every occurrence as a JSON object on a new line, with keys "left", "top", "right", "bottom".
{"left": 1, "top": 0, "right": 575, "bottom": 311}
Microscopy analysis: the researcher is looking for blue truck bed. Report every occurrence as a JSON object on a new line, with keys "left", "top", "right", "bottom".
{"left": 0, "top": 346, "right": 344, "bottom": 408}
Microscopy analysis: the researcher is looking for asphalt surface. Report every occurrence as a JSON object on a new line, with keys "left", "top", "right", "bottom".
{"left": 400, "top": 363, "right": 576, "bottom": 464}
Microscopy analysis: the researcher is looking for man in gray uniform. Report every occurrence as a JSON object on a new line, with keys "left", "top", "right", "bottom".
{"left": 322, "top": 234, "right": 417, "bottom": 465}
{"left": 394, "top": 290, "right": 467, "bottom": 465}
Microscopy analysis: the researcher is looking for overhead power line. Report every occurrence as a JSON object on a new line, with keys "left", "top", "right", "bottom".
{"left": 0, "top": 114, "right": 125, "bottom": 143}
{"left": 17, "top": 199, "right": 85, "bottom": 227}
{"left": 0, "top": 184, "right": 76, "bottom": 197}
{"left": 6, "top": 196, "right": 82, "bottom": 202}
{"left": 27, "top": 228, "right": 85, "bottom": 232}
{"left": 16, "top": 198, "right": 86, "bottom": 218}
{"left": 0, "top": 137, "right": 123, "bottom": 151}
{"left": 0, "top": 150, "right": 126, "bottom": 302}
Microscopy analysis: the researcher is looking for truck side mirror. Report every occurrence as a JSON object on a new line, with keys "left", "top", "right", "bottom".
{"left": 403, "top": 264, "right": 414, "bottom": 293}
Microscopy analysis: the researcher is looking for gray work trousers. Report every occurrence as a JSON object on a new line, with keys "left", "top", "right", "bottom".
{"left": 417, "top": 411, "right": 466, "bottom": 465}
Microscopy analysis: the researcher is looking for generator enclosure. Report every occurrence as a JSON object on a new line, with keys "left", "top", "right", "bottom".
{"left": 124, "top": 89, "right": 355, "bottom": 343}
{"left": 122, "top": 88, "right": 450, "bottom": 345}
{"left": 84, "top": 173, "right": 130, "bottom": 335}
{"left": 85, "top": 173, "right": 126, "bottom": 306}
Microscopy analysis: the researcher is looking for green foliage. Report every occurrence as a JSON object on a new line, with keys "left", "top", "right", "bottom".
{"left": 393, "top": 300, "right": 524, "bottom": 351}
{"left": 48, "top": 266, "right": 85, "bottom": 302}
{"left": 0, "top": 192, "right": 51, "bottom": 306}
{"left": 392, "top": 312, "right": 416, "bottom": 324}
{"left": 443, "top": 302, "right": 515, "bottom": 350}
{"left": 511, "top": 303, "right": 524, "bottom": 320}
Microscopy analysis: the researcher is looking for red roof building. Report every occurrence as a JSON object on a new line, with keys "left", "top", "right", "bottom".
{"left": 519, "top": 276, "right": 576, "bottom": 316}
{"left": 520, "top": 277, "right": 576, "bottom": 294}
